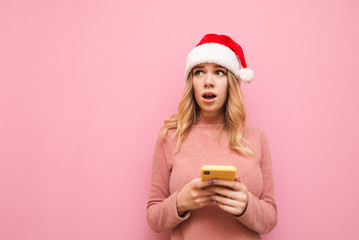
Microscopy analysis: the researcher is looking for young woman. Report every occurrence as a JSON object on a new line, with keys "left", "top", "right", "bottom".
{"left": 146, "top": 34, "right": 277, "bottom": 239}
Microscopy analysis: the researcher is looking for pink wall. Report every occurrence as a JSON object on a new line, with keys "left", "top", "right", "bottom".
{"left": 1, "top": 0, "right": 359, "bottom": 239}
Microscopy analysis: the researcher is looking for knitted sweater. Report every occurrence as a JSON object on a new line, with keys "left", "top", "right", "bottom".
{"left": 146, "top": 116, "right": 277, "bottom": 239}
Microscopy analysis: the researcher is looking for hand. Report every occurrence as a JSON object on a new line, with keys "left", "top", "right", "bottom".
{"left": 207, "top": 177, "right": 249, "bottom": 216}
{"left": 176, "top": 178, "right": 214, "bottom": 216}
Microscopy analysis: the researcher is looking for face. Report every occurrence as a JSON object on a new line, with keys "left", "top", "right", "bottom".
{"left": 192, "top": 63, "right": 228, "bottom": 117}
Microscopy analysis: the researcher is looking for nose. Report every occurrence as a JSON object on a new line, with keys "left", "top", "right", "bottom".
{"left": 204, "top": 73, "right": 214, "bottom": 87}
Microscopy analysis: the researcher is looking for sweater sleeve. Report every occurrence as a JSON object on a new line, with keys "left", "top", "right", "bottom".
{"left": 236, "top": 130, "right": 278, "bottom": 234}
{"left": 146, "top": 138, "right": 190, "bottom": 232}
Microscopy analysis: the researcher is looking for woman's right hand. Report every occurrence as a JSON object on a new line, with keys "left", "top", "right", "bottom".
{"left": 176, "top": 178, "right": 214, "bottom": 216}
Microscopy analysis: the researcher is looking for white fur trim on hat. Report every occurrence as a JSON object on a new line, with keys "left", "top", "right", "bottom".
{"left": 239, "top": 68, "right": 254, "bottom": 83}
{"left": 185, "top": 43, "right": 241, "bottom": 80}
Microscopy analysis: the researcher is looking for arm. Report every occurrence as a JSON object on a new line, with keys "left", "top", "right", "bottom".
{"left": 146, "top": 139, "right": 188, "bottom": 232}
{"left": 235, "top": 130, "right": 278, "bottom": 234}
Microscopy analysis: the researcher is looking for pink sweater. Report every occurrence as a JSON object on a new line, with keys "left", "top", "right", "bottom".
{"left": 146, "top": 116, "right": 277, "bottom": 239}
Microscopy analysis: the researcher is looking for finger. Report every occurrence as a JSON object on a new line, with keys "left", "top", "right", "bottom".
{"left": 208, "top": 179, "right": 242, "bottom": 191}
{"left": 216, "top": 202, "right": 246, "bottom": 216}
{"left": 209, "top": 187, "right": 248, "bottom": 202}
{"left": 211, "top": 194, "right": 239, "bottom": 206}
{"left": 210, "top": 186, "right": 248, "bottom": 202}
{"left": 195, "top": 178, "right": 218, "bottom": 189}
{"left": 235, "top": 175, "right": 241, "bottom": 183}
{"left": 198, "top": 197, "right": 214, "bottom": 205}
{"left": 196, "top": 189, "right": 216, "bottom": 197}
{"left": 212, "top": 193, "right": 247, "bottom": 214}
{"left": 192, "top": 196, "right": 214, "bottom": 208}
{"left": 193, "top": 178, "right": 216, "bottom": 190}
{"left": 208, "top": 186, "right": 233, "bottom": 198}
{"left": 195, "top": 178, "right": 214, "bottom": 189}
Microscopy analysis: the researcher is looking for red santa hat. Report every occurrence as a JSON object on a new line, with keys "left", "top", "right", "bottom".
{"left": 185, "top": 34, "right": 254, "bottom": 83}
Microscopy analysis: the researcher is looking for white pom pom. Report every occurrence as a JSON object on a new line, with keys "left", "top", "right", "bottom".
{"left": 239, "top": 68, "right": 254, "bottom": 83}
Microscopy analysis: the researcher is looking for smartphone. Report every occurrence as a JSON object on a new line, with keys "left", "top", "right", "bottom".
{"left": 201, "top": 165, "right": 237, "bottom": 181}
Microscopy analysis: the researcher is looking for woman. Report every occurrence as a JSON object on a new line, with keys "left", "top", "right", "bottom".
{"left": 146, "top": 34, "right": 277, "bottom": 239}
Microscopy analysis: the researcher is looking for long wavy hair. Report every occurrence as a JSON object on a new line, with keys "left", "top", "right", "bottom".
{"left": 158, "top": 69, "right": 253, "bottom": 156}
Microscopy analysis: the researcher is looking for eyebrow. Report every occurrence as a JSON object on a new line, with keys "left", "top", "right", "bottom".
{"left": 192, "top": 64, "right": 226, "bottom": 70}
{"left": 214, "top": 64, "right": 226, "bottom": 69}
{"left": 192, "top": 65, "right": 204, "bottom": 70}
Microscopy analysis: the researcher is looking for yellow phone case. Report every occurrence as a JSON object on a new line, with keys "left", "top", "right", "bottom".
{"left": 201, "top": 165, "right": 237, "bottom": 181}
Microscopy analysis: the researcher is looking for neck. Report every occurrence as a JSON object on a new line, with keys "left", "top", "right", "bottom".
{"left": 196, "top": 114, "right": 224, "bottom": 125}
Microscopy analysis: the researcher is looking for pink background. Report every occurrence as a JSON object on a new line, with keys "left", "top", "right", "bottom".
{"left": 1, "top": 0, "right": 359, "bottom": 239}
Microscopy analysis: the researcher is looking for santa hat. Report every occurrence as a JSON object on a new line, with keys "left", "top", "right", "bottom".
{"left": 185, "top": 34, "right": 254, "bottom": 83}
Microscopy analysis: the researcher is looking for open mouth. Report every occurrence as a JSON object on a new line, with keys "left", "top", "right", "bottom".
{"left": 202, "top": 93, "right": 217, "bottom": 100}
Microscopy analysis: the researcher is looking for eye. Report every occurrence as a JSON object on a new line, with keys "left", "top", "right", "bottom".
{"left": 216, "top": 70, "right": 226, "bottom": 76}
{"left": 194, "top": 70, "right": 204, "bottom": 76}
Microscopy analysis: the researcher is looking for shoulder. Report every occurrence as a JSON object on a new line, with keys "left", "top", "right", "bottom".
{"left": 243, "top": 124, "right": 267, "bottom": 140}
{"left": 243, "top": 124, "right": 270, "bottom": 149}
{"left": 155, "top": 127, "right": 177, "bottom": 149}
{"left": 163, "top": 128, "right": 177, "bottom": 141}
{"left": 243, "top": 125, "right": 271, "bottom": 160}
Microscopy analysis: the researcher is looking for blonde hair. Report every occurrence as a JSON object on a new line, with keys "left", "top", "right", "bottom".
{"left": 158, "top": 70, "right": 253, "bottom": 156}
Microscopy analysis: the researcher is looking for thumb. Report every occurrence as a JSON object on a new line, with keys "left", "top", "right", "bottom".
{"left": 235, "top": 175, "right": 241, "bottom": 183}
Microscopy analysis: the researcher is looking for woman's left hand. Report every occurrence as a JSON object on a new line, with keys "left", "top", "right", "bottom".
{"left": 207, "top": 177, "right": 248, "bottom": 216}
